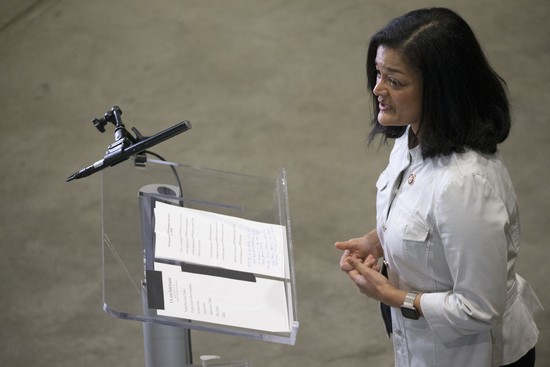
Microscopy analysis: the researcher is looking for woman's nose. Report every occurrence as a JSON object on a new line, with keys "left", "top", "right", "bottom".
{"left": 373, "top": 79, "right": 385, "bottom": 96}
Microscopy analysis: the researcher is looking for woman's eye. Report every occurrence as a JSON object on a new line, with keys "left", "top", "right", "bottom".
{"left": 389, "top": 78, "right": 401, "bottom": 87}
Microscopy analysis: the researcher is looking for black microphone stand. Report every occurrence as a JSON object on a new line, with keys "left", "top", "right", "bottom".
{"left": 95, "top": 106, "right": 136, "bottom": 167}
{"left": 66, "top": 106, "right": 191, "bottom": 182}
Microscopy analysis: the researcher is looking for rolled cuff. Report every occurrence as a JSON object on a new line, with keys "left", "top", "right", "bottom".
{"left": 421, "top": 292, "right": 460, "bottom": 343}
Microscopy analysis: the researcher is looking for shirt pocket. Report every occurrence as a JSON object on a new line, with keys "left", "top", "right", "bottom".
{"left": 402, "top": 220, "right": 431, "bottom": 270}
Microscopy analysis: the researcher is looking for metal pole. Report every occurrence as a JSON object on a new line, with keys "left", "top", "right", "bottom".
{"left": 142, "top": 285, "right": 193, "bottom": 367}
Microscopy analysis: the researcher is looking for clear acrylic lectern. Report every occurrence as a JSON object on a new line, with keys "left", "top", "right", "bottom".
{"left": 100, "top": 158, "right": 299, "bottom": 367}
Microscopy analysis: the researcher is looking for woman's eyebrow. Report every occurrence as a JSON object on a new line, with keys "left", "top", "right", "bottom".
{"left": 375, "top": 62, "right": 405, "bottom": 75}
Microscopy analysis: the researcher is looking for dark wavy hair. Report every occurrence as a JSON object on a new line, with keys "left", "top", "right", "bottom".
{"left": 366, "top": 8, "right": 510, "bottom": 158}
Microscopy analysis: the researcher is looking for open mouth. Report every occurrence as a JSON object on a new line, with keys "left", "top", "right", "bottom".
{"left": 378, "top": 98, "right": 390, "bottom": 111}
{"left": 379, "top": 102, "right": 390, "bottom": 111}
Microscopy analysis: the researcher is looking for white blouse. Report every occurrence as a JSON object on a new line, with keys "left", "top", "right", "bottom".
{"left": 375, "top": 129, "right": 543, "bottom": 367}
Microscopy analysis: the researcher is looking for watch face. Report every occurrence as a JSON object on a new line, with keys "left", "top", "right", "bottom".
{"left": 401, "top": 306, "right": 420, "bottom": 320}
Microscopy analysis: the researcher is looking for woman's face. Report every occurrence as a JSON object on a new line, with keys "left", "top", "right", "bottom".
{"left": 373, "top": 46, "right": 423, "bottom": 134}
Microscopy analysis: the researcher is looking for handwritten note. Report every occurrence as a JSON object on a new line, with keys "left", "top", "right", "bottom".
{"left": 154, "top": 201, "right": 287, "bottom": 279}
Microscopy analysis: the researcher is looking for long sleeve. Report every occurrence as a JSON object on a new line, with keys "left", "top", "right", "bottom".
{"left": 421, "top": 173, "right": 509, "bottom": 343}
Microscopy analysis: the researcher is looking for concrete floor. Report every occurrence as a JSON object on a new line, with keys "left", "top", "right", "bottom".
{"left": 1, "top": 0, "right": 548, "bottom": 366}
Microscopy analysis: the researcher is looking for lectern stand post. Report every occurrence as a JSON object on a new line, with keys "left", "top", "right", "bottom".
{"left": 142, "top": 286, "right": 192, "bottom": 366}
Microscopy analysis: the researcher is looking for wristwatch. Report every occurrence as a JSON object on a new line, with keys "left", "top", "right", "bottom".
{"left": 400, "top": 291, "right": 420, "bottom": 320}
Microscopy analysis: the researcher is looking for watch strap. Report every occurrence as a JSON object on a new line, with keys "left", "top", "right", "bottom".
{"left": 403, "top": 291, "right": 420, "bottom": 308}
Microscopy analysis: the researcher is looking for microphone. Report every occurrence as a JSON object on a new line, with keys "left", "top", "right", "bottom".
{"left": 67, "top": 120, "right": 192, "bottom": 182}
{"left": 66, "top": 158, "right": 107, "bottom": 182}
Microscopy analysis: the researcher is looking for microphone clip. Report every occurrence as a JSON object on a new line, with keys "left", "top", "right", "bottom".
{"left": 94, "top": 106, "right": 149, "bottom": 165}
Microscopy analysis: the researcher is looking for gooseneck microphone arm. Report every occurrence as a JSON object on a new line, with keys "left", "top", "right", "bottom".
{"left": 66, "top": 106, "right": 191, "bottom": 182}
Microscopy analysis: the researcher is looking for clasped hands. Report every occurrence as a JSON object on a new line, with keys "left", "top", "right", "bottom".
{"left": 335, "top": 230, "right": 398, "bottom": 307}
